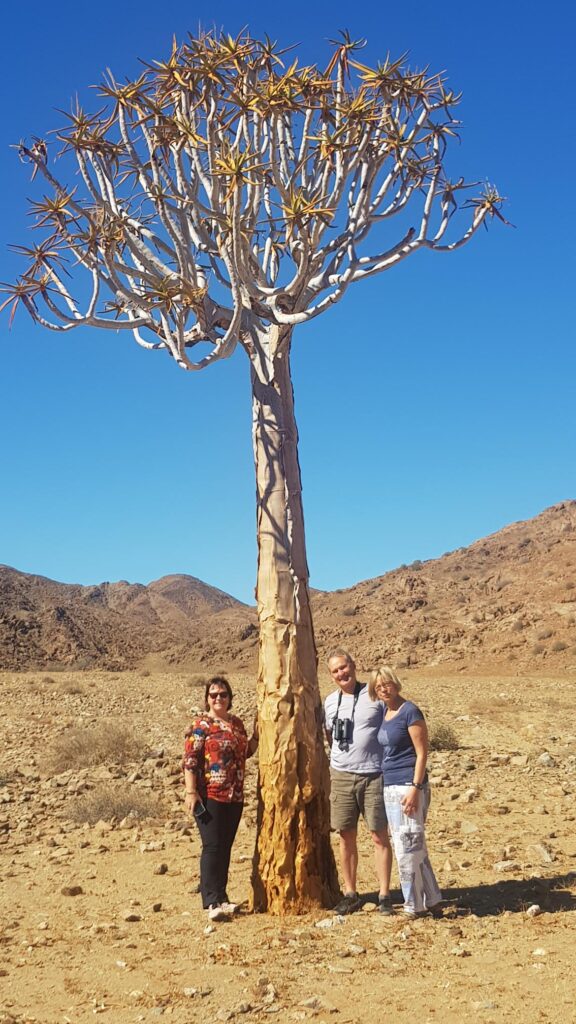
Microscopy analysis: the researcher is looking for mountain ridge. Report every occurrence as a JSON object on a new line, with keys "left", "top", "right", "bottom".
{"left": 1, "top": 500, "right": 575, "bottom": 672}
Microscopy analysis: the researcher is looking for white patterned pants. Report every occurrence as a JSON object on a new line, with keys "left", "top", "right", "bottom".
{"left": 384, "top": 784, "right": 442, "bottom": 914}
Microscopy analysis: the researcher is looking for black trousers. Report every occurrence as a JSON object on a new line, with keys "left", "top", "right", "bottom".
{"left": 196, "top": 799, "right": 243, "bottom": 909}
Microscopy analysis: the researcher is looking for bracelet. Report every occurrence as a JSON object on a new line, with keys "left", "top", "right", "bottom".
{"left": 411, "top": 782, "right": 425, "bottom": 790}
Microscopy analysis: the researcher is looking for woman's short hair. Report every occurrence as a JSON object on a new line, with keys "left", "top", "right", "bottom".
{"left": 368, "top": 665, "right": 403, "bottom": 701}
{"left": 203, "top": 675, "right": 234, "bottom": 710}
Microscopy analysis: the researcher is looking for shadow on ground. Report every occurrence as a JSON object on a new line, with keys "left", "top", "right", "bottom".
{"left": 363, "top": 872, "right": 576, "bottom": 917}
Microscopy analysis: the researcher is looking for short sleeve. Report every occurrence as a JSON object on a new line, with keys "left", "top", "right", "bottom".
{"left": 183, "top": 718, "right": 208, "bottom": 772}
{"left": 404, "top": 702, "right": 425, "bottom": 728}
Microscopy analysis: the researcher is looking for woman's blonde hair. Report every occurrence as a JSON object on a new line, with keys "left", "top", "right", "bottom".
{"left": 368, "top": 665, "right": 403, "bottom": 701}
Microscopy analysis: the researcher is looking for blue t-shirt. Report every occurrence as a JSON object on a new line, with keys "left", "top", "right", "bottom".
{"left": 378, "top": 700, "right": 427, "bottom": 786}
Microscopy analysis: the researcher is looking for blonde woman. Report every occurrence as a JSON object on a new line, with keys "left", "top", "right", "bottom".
{"left": 369, "top": 666, "right": 442, "bottom": 918}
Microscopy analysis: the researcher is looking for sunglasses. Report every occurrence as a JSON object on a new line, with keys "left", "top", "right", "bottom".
{"left": 208, "top": 691, "right": 229, "bottom": 699}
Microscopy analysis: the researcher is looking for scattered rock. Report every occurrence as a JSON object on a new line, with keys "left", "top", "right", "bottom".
{"left": 493, "top": 860, "right": 520, "bottom": 872}
{"left": 60, "top": 885, "right": 83, "bottom": 897}
{"left": 462, "top": 788, "right": 478, "bottom": 803}
{"left": 122, "top": 911, "right": 142, "bottom": 922}
{"left": 530, "top": 843, "right": 556, "bottom": 864}
{"left": 300, "top": 996, "right": 337, "bottom": 1012}
{"left": 526, "top": 904, "right": 542, "bottom": 918}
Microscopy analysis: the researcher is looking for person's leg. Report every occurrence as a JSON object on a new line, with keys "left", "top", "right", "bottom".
{"left": 361, "top": 774, "right": 392, "bottom": 898}
{"left": 196, "top": 805, "right": 221, "bottom": 909}
{"left": 219, "top": 802, "right": 243, "bottom": 901}
{"left": 338, "top": 828, "right": 359, "bottom": 894}
{"left": 384, "top": 785, "right": 441, "bottom": 914}
{"left": 330, "top": 770, "right": 361, "bottom": 896}
{"left": 371, "top": 829, "right": 393, "bottom": 897}
{"left": 417, "top": 788, "right": 442, "bottom": 911}
{"left": 197, "top": 800, "right": 243, "bottom": 909}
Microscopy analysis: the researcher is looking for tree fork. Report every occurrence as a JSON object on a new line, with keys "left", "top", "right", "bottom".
{"left": 250, "top": 327, "right": 339, "bottom": 913}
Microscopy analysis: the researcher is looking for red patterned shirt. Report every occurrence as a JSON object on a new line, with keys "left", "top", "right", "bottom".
{"left": 183, "top": 714, "right": 248, "bottom": 803}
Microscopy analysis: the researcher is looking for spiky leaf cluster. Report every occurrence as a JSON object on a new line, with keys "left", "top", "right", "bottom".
{"left": 3, "top": 29, "right": 506, "bottom": 371}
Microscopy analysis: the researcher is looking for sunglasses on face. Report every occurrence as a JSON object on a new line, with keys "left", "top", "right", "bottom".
{"left": 208, "top": 691, "right": 229, "bottom": 699}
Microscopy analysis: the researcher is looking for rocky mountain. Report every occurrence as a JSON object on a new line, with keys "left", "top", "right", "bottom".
{"left": 0, "top": 568, "right": 255, "bottom": 671}
{"left": 311, "top": 500, "right": 576, "bottom": 673}
{"left": 1, "top": 501, "right": 575, "bottom": 672}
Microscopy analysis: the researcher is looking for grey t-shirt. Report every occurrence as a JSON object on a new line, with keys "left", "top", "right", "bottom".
{"left": 324, "top": 684, "right": 384, "bottom": 773}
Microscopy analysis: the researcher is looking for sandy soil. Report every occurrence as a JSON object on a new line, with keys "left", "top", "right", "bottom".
{"left": 1, "top": 668, "right": 575, "bottom": 1024}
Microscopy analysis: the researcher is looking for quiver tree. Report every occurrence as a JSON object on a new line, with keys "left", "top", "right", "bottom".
{"left": 3, "top": 29, "right": 506, "bottom": 913}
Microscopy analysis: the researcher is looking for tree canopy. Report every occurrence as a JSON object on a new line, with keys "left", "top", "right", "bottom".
{"left": 4, "top": 29, "right": 506, "bottom": 379}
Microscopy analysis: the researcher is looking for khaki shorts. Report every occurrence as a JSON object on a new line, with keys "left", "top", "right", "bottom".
{"left": 330, "top": 769, "right": 387, "bottom": 833}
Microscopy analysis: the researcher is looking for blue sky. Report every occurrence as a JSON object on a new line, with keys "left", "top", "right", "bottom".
{"left": 1, "top": 0, "right": 574, "bottom": 604}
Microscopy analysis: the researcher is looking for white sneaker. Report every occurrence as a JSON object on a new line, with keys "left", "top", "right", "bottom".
{"left": 207, "top": 904, "right": 229, "bottom": 921}
{"left": 220, "top": 901, "right": 239, "bottom": 915}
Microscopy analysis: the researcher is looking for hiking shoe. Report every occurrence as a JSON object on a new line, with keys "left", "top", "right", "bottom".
{"left": 333, "top": 892, "right": 362, "bottom": 915}
{"left": 207, "top": 904, "right": 229, "bottom": 921}
{"left": 378, "top": 895, "right": 394, "bottom": 916}
{"left": 429, "top": 902, "right": 444, "bottom": 919}
{"left": 220, "top": 901, "right": 240, "bottom": 915}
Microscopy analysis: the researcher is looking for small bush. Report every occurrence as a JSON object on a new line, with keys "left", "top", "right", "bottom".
{"left": 187, "top": 674, "right": 207, "bottom": 688}
{"left": 48, "top": 724, "right": 140, "bottom": 773}
{"left": 58, "top": 681, "right": 87, "bottom": 696}
{"left": 551, "top": 640, "right": 568, "bottom": 652}
{"left": 68, "top": 785, "right": 161, "bottom": 824}
{"left": 537, "top": 629, "right": 553, "bottom": 641}
{"left": 532, "top": 643, "right": 544, "bottom": 655}
{"left": 429, "top": 723, "right": 460, "bottom": 752}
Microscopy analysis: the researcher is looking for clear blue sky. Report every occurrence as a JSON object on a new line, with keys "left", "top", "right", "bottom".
{"left": 1, "top": 0, "right": 574, "bottom": 604}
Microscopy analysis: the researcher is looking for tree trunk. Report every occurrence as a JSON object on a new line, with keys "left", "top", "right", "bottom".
{"left": 249, "top": 325, "right": 339, "bottom": 914}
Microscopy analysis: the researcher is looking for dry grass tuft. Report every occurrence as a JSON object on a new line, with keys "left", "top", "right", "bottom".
{"left": 187, "top": 674, "right": 208, "bottom": 688}
{"left": 429, "top": 722, "right": 460, "bottom": 751}
{"left": 57, "top": 680, "right": 87, "bottom": 696}
{"left": 67, "top": 784, "right": 162, "bottom": 824}
{"left": 48, "top": 724, "right": 140, "bottom": 773}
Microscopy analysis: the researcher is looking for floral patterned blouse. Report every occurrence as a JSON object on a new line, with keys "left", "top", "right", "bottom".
{"left": 183, "top": 714, "right": 248, "bottom": 803}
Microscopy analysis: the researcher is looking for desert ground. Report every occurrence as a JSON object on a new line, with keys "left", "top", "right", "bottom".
{"left": 1, "top": 666, "right": 575, "bottom": 1024}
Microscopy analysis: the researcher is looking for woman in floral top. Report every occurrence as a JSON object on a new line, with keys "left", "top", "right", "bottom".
{"left": 183, "top": 676, "right": 258, "bottom": 921}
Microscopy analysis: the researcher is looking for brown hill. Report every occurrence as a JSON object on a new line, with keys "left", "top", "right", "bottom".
{"left": 312, "top": 499, "right": 576, "bottom": 673}
{"left": 0, "top": 500, "right": 574, "bottom": 672}
{"left": 0, "top": 567, "right": 255, "bottom": 671}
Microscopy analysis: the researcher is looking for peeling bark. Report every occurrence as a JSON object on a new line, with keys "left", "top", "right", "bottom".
{"left": 250, "top": 325, "right": 339, "bottom": 913}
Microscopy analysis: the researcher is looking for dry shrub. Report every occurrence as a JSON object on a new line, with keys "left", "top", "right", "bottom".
{"left": 551, "top": 640, "right": 568, "bottom": 652}
{"left": 48, "top": 724, "right": 140, "bottom": 773}
{"left": 429, "top": 722, "right": 460, "bottom": 751}
{"left": 68, "top": 784, "right": 161, "bottom": 824}
{"left": 187, "top": 674, "right": 207, "bottom": 688}
{"left": 57, "top": 680, "right": 87, "bottom": 696}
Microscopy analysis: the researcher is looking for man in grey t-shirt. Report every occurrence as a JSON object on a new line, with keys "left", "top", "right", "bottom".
{"left": 324, "top": 648, "right": 393, "bottom": 915}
